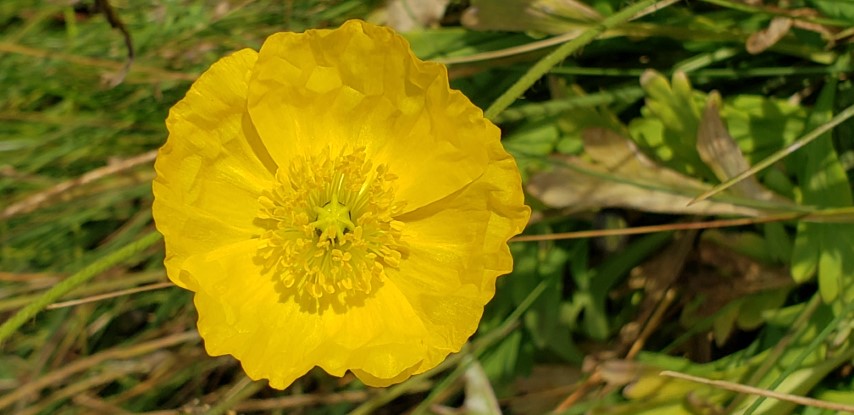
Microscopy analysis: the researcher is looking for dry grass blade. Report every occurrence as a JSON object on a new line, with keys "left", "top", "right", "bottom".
{"left": 233, "top": 390, "right": 371, "bottom": 412}
{"left": 619, "top": 230, "right": 697, "bottom": 358}
{"left": 0, "top": 331, "right": 198, "bottom": 411}
{"left": 17, "top": 358, "right": 161, "bottom": 415}
{"left": 45, "top": 281, "right": 173, "bottom": 310}
{"left": 72, "top": 394, "right": 134, "bottom": 414}
{"left": 1, "top": 150, "right": 156, "bottom": 220}
{"left": 0, "top": 42, "right": 195, "bottom": 82}
{"left": 513, "top": 210, "right": 808, "bottom": 243}
{"left": 660, "top": 370, "right": 854, "bottom": 413}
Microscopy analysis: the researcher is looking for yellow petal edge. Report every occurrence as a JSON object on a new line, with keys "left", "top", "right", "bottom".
{"left": 152, "top": 19, "right": 530, "bottom": 390}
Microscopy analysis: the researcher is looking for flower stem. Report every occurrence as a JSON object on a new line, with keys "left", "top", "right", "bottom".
{"left": 483, "top": 0, "right": 673, "bottom": 121}
{"left": 350, "top": 278, "right": 550, "bottom": 415}
{"left": 0, "top": 231, "right": 162, "bottom": 345}
{"left": 207, "top": 376, "right": 267, "bottom": 415}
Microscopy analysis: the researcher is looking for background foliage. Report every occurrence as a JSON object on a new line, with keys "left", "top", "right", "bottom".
{"left": 2, "top": 0, "right": 853, "bottom": 414}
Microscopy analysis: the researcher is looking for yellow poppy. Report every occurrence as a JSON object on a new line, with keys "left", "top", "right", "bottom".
{"left": 152, "top": 19, "right": 530, "bottom": 389}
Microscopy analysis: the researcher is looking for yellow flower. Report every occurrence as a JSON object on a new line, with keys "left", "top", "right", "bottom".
{"left": 152, "top": 20, "right": 530, "bottom": 389}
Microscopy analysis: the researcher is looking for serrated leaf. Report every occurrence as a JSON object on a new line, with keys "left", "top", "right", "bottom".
{"left": 789, "top": 58, "right": 854, "bottom": 301}
{"left": 632, "top": 70, "right": 713, "bottom": 179}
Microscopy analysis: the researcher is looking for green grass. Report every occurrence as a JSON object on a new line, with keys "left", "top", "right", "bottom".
{"left": 2, "top": 0, "right": 854, "bottom": 413}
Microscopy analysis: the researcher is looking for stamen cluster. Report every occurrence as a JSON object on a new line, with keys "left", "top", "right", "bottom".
{"left": 257, "top": 147, "right": 405, "bottom": 300}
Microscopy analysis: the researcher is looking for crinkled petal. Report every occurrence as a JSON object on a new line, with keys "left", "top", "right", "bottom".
{"left": 246, "top": 20, "right": 490, "bottom": 212}
{"left": 352, "top": 363, "right": 421, "bottom": 388}
{"left": 187, "top": 240, "right": 435, "bottom": 388}
{"left": 390, "top": 140, "right": 530, "bottom": 374}
{"left": 187, "top": 240, "right": 318, "bottom": 389}
{"left": 153, "top": 49, "right": 274, "bottom": 290}
{"left": 155, "top": 20, "right": 531, "bottom": 391}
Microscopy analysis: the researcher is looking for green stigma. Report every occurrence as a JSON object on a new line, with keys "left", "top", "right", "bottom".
{"left": 310, "top": 195, "right": 355, "bottom": 242}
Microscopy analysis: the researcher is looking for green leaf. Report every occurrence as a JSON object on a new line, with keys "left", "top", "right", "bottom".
{"left": 712, "top": 301, "right": 740, "bottom": 346}
{"left": 790, "top": 57, "right": 854, "bottom": 303}
{"left": 524, "top": 246, "right": 569, "bottom": 348}
{"left": 720, "top": 95, "right": 807, "bottom": 163}
{"left": 479, "top": 329, "right": 534, "bottom": 389}
{"left": 763, "top": 222, "right": 792, "bottom": 264}
{"left": 503, "top": 116, "right": 562, "bottom": 179}
{"left": 805, "top": 0, "right": 854, "bottom": 22}
{"left": 629, "top": 70, "right": 713, "bottom": 179}
{"left": 736, "top": 289, "right": 789, "bottom": 331}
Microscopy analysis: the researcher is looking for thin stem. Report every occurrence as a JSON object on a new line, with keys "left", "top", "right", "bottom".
{"left": 493, "top": 86, "right": 644, "bottom": 123}
{"left": 546, "top": 65, "right": 849, "bottom": 78}
{"left": 699, "top": 0, "right": 852, "bottom": 27}
{"left": 690, "top": 102, "right": 854, "bottom": 204}
{"left": 662, "top": 366, "right": 854, "bottom": 413}
{"left": 511, "top": 212, "right": 819, "bottom": 242}
{"left": 0, "top": 330, "right": 198, "bottom": 411}
{"left": 410, "top": 279, "right": 550, "bottom": 415}
{"left": 350, "top": 279, "right": 549, "bottom": 415}
{"left": 207, "top": 377, "right": 267, "bottom": 415}
{"left": 726, "top": 294, "right": 822, "bottom": 412}
{"left": 0, "top": 231, "right": 162, "bottom": 345}
{"left": 742, "top": 300, "right": 854, "bottom": 415}
{"left": 483, "top": 0, "right": 673, "bottom": 121}
{"left": 46, "top": 281, "right": 173, "bottom": 310}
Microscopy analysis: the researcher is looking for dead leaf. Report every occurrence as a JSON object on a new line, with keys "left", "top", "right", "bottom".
{"left": 462, "top": 0, "right": 601, "bottom": 35}
{"left": 682, "top": 236, "right": 793, "bottom": 317}
{"left": 462, "top": 360, "right": 502, "bottom": 415}
{"left": 746, "top": 16, "right": 792, "bottom": 54}
{"left": 696, "top": 92, "right": 792, "bottom": 205}
{"left": 619, "top": 230, "right": 697, "bottom": 357}
{"left": 597, "top": 359, "right": 646, "bottom": 388}
{"left": 678, "top": 236, "right": 793, "bottom": 346}
{"left": 527, "top": 128, "right": 775, "bottom": 217}
{"left": 386, "top": 0, "right": 449, "bottom": 32}
{"left": 744, "top": 3, "right": 838, "bottom": 48}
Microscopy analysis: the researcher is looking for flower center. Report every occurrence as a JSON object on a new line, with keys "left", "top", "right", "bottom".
{"left": 311, "top": 195, "right": 354, "bottom": 242}
{"left": 257, "top": 147, "right": 405, "bottom": 302}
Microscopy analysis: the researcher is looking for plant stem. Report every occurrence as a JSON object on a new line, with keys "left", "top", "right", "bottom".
{"left": 483, "top": 0, "right": 673, "bottom": 121}
{"left": 0, "top": 231, "right": 162, "bottom": 345}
